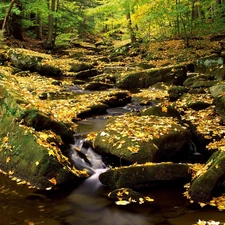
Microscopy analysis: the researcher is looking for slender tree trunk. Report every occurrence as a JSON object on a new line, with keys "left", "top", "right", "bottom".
{"left": 46, "top": 0, "right": 56, "bottom": 48}
{"left": 2, "top": 0, "right": 15, "bottom": 30}
{"left": 36, "top": 13, "right": 43, "bottom": 40}
{"left": 126, "top": 11, "right": 136, "bottom": 43}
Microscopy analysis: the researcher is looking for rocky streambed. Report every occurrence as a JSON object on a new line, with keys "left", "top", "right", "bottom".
{"left": 0, "top": 42, "right": 225, "bottom": 224}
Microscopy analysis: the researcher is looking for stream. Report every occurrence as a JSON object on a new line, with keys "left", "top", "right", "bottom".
{"left": 0, "top": 113, "right": 225, "bottom": 225}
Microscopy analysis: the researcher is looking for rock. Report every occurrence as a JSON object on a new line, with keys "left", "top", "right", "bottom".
{"left": 0, "top": 73, "right": 88, "bottom": 190}
{"left": 20, "top": 109, "right": 74, "bottom": 144}
{"left": 8, "top": 48, "right": 61, "bottom": 76}
{"left": 99, "top": 163, "right": 191, "bottom": 189}
{"left": 213, "top": 93, "right": 225, "bottom": 123}
{"left": 168, "top": 86, "right": 188, "bottom": 100}
{"left": 188, "top": 101, "right": 211, "bottom": 111}
{"left": 183, "top": 74, "right": 209, "bottom": 87}
{"left": 74, "top": 69, "right": 99, "bottom": 79}
{"left": 190, "top": 80, "right": 217, "bottom": 88}
{"left": 195, "top": 55, "right": 224, "bottom": 72}
{"left": 116, "top": 65, "right": 187, "bottom": 89}
{"left": 101, "top": 91, "right": 132, "bottom": 107}
{"left": 141, "top": 106, "right": 181, "bottom": 120}
{"left": 189, "top": 150, "right": 225, "bottom": 203}
{"left": 93, "top": 115, "right": 191, "bottom": 163}
{"left": 83, "top": 82, "right": 113, "bottom": 91}
{"left": 210, "top": 84, "right": 225, "bottom": 97}
{"left": 76, "top": 103, "right": 109, "bottom": 119}
{"left": 69, "top": 62, "right": 93, "bottom": 73}
{"left": 107, "top": 187, "right": 153, "bottom": 205}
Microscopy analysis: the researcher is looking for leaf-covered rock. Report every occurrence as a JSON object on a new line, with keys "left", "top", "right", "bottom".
{"left": 0, "top": 71, "right": 88, "bottom": 190}
{"left": 93, "top": 115, "right": 191, "bottom": 163}
{"left": 141, "top": 106, "right": 181, "bottom": 120}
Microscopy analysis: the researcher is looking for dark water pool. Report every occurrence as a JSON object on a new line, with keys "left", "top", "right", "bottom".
{"left": 1, "top": 170, "right": 225, "bottom": 225}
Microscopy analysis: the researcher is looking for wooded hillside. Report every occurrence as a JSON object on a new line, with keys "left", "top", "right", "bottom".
{"left": 1, "top": 0, "right": 225, "bottom": 49}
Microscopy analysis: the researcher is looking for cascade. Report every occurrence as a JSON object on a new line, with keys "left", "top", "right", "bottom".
{"left": 70, "top": 138, "right": 107, "bottom": 175}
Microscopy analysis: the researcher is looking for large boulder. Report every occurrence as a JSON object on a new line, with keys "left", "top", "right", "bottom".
{"left": 116, "top": 65, "right": 187, "bottom": 89}
{"left": 189, "top": 149, "right": 225, "bottom": 203}
{"left": 0, "top": 72, "right": 88, "bottom": 190}
{"left": 99, "top": 163, "right": 191, "bottom": 189}
{"left": 213, "top": 92, "right": 225, "bottom": 123}
{"left": 7, "top": 48, "right": 61, "bottom": 76}
{"left": 93, "top": 115, "right": 191, "bottom": 163}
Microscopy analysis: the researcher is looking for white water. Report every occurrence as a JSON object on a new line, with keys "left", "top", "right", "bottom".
{"left": 70, "top": 138, "right": 107, "bottom": 175}
{"left": 66, "top": 139, "right": 159, "bottom": 225}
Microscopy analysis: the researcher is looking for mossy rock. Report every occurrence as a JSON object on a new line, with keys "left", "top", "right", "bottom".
{"left": 8, "top": 48, "right": 51, "bottom": 71}
{"left": 116, "top": 65, "right": 187, "bottom": 89}
{"left": 188, "top": 101, "right": 211, "bottom": 111}
{"left": 0, "top": 74, "right": 87, "bottom": 189}
{"left": 213, "top": 93, "right": 225, "bottom": 123}
{"left": 210, "top": 84, "right": 225, "bottom": 98}
{"left": 99, "top": 163, "right": 191, "bottom": 189}
{"left": 20, "top": 109, "right": 74, "bottom": 143}
{"left": 189, "top": 150, "right": 225, "bottom": 203}
{"left": 93, "top": 115, "right": 191, "bottom": 163}
{"left": 69, "top": 62, "right": 93, "bottom": 72}
{"left": 141, "top": 106, "right": 181, "bottom": 120}
{"left": 168, "top": 85, "right": 188, "bottom": 100}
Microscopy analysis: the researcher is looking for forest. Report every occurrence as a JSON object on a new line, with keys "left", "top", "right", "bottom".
{"left": 1, "top": 0, "right": 225, "bottom": 48}
{"left": 1, "top": 1, "right": 225, "bottom": 225}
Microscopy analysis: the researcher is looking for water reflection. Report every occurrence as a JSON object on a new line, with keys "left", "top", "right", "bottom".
{"left": 64, "top": 169, "right": 163, "bottom": 225}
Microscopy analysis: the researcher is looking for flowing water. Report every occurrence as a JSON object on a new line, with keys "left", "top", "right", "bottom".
{"left": 0, "top": 118, "right": 225, "bottom": 225}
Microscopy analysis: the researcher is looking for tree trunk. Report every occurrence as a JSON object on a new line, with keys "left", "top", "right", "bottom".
{"left": 126, "top": 12, "right": 136, "bottom": 43}
{"left": 46, "top": 0, "right": 56, "bottom": 49}
{"left": 36, "top": 13, "right": 43, "bottom": 40}
{"left": 2, "top": 0, "right": 15, "bottom": 31}
{"left": 8, "top": 0, "right": 24, "bottom": 40}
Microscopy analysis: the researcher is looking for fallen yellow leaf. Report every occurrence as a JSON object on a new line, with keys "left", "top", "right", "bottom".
{"left": 49, "top": 177, "right": 57, "bottom": 185}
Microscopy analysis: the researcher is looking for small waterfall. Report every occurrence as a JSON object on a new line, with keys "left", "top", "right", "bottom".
{"left": 70, "top": 138, "right": 107, "bottom": 175}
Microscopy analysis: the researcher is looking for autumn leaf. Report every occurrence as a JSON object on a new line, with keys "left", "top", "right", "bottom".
{"left": 2, "top": 136, "right": 8, "bottom": 143}
{"left": 162, "top": 106, "right": 168, "bottom": 113}
{"left": 49, "top": 177, "right": 57, "bottom": 185}
{"left": 6, "top": 157, "right": 10, "bottom": 163}
{"left": 35, "top": 161, "right": 39, "bottom": 166}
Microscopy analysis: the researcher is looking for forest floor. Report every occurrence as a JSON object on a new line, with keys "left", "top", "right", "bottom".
{"left": 5, "top": 33, "right": 225, "bottom": 68}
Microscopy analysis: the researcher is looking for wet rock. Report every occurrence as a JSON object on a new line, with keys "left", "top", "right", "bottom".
{"left": 116, "top": 65, "right": 187, "bottom": 89}
{"left": 189, "top": 150, "right": 225, "bottom": 203}
{"left": 99, "top": 163, "right": 191, "bottom": 189}
{"left": 107, "top": 187, "right": 154, "bottom": 205}
{"left": 190, "top": 80, "right": 217, "bottom": 88}
{"left": 94, "top": 115, "right": 191, "bottom": 163}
